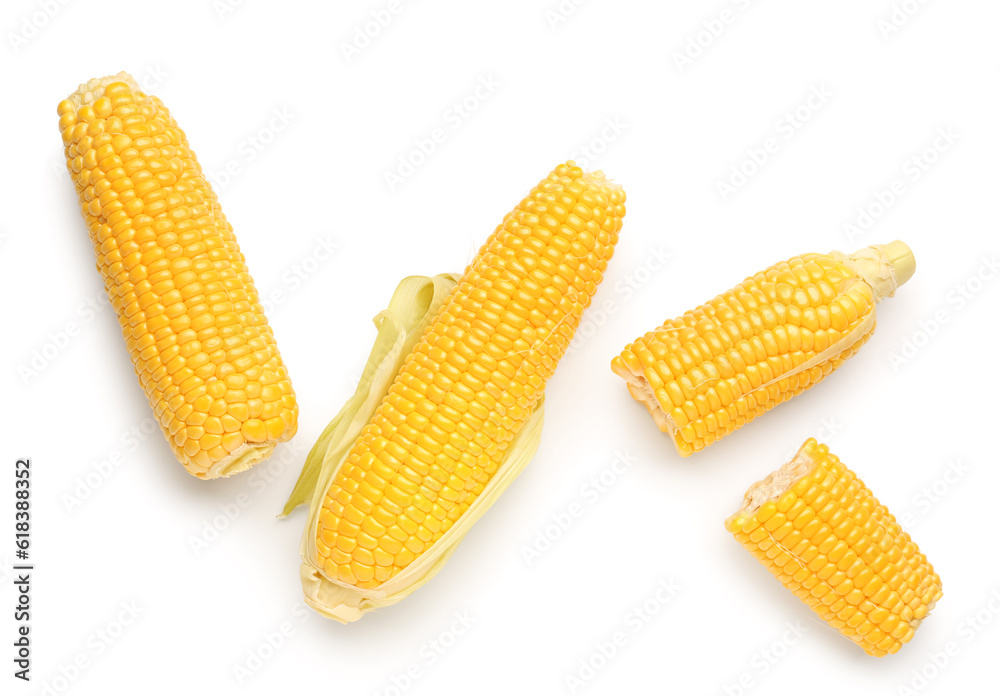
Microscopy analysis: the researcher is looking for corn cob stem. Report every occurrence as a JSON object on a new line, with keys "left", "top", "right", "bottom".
{"left": 58, "top": 73, "right": 297, "bottom": 478}
{"left": 726, "top": 439, "right": 942, "bottom": 656}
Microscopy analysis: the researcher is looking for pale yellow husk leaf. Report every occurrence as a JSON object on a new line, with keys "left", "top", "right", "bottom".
{"left": 282, "top": 274, "right": 545, "bottom": 622}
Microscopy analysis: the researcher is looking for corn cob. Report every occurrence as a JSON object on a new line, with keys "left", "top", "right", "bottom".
{"left": 612, "top": 242, "right": 915, "bottom": 456}
{"left": 57, "top": 73, "right": 297, "bottom": 479}
{"left": 291, "top": 162, "right": 625, "bottom": 621}
{"left": 726, "top": 439, "right": 942, "bottom": 656}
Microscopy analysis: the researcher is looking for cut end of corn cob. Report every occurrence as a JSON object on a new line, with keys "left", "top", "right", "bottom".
{"left": 611, "top": 242, "right": 913, "bottom": 457}
{"left": 837, "top": 240, "right": 915, "bottom": 300}
{"left": 724, "top": 442, "right": 821, "bottom": 533}
{"left": 882, "top": 240, "right": 916, "bottom": 287}
{"left": 58, "top": 73, "right": 298, "bottom": 479}
{"left": 726, "top": 439, "right": 943, "bottom": 657}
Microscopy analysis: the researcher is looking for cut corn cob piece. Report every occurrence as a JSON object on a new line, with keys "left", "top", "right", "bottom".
{"left": 57, "top": 73, "right": 298, "bottom": 479}
{"left": 726, "top": 439, "right": 942, "bottom": 656}
{"left": 287, "top": 162, "right": 626, "bottom": 622}
{"left": 612, "top": 242, "right": 915, "bottom": 456}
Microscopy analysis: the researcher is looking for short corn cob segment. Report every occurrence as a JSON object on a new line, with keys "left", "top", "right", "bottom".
{"left": 726, "top": 439, "right": 942, "bottom": 656}
{"left": 57, "top": 73, "right": 297, "bottom": 478}
{"left": 612, "top": 242, "right": 915, "bottom": 456}
{"left": 298, "top": 163, "right": 625, "bottom": 621}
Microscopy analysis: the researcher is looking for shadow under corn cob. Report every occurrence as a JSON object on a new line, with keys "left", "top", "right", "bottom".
{"left": 57, "top": 73, "right": 297, "bottom": 479}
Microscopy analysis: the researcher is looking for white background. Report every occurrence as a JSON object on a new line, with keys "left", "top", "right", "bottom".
{"left": 2, "top": 0, "right": 998, "bottom": 694}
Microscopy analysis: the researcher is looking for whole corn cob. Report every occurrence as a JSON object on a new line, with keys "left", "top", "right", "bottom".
{"left": 726, "top": 439, "right": 942, "bottom": 656}
{"left": 292, "top": 162, "right": 626, "bottom": 621}
{"left": 57, "top": 73, "right": 298, "bottom": 479}
{"left": 612, "top": 242, "right": 915, "bottom": 456}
